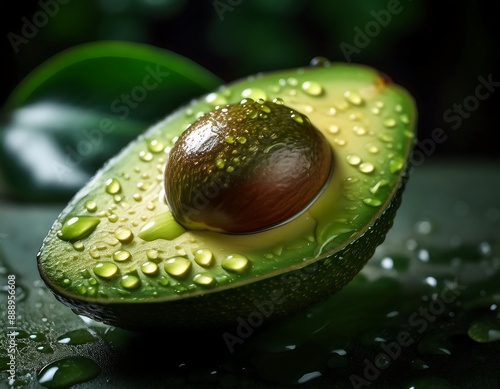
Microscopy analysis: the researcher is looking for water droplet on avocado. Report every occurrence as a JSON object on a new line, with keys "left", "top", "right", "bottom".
{"left": 57, "top": 329, "right": 97, "bottom": 345}
{"left": 148, "top": 139, "right": 165, "bottom": 153}
{"left": 139, "top": 151, "right": 153, "bottom": 162}
{"left": 193, "top": 273, "right": 215, "bottom": 286}
{"left": 121, "top": 274, "right": 140, "bottom": 289}
{"left": 383, "top": 118, "right": 397, "bottom": 128}
{"left": 328, "top": 125, "right": 339, "bottom": 134}
{"left": 105, "top": 178, "right": 121, "bottom": 194}
{"left": 359, "top": 162, "right": 374, "bottom": 174}
{"left": 57, "top": 216, "right": 100, "bottom": 242}
{"left": 344, "top": 91, "right": 363, "bottom": 105}
{"left": 363, "top": 198, "right": 382, "bottom": 207}
{"left": 346, "top": 154, "right": 361, "bottom": 166}
{"left": 194, "top": 249, "right": 214, "bottom": 266}
{"left": 113, "top": 250, "right": 130, "bottom": 262}
{"left": 205, "top": 92, "right": 227, "bottom": 106}
{"left": 241, "top": 88, "right": 267, "bottom": 101}
{"left": 37, "top": 357, "right": 100, "bottom": 388}
{"left": 287, "top": 77, "right": 299, "bottom": 86}
{"left": 309, "top": 56, "right": 331, "bottom": 67}
{"left": 93, "top": 262, "right": 118, "bottom": 279}
{"left": 389, "top": 158, "right": 404, "bottom": 173}
{"left": 301, "top": 80, "right": 323, "bottom": 96}
{"left": 141, "top": 261, "right": 159, "bottom": 276}
{"left": 164, "top": 257, "right": 192, "bottom": 277}
{"left": 84, "top": 200, "right": 97, "bottom": 213}
{"left": 222, "top": 254, "right": 249, "bottom": 272}
{"left": 138, "top": 212, "right": 186, "bottom": 241}
{"left": 114, "top": 228, "right": 133, "bottom": 243}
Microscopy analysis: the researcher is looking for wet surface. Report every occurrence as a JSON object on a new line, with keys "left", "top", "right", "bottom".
{"left": 1, "top": 159, "right": 499, "bottom": 388}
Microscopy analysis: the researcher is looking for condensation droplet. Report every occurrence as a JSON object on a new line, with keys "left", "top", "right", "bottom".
{"left": 105, "top": 178, "right": 121, "bottom": 194}
{"left": 302, "top": 80, "right": 324, "bottom": 96}
{"left": 346, "top": 154, "right": 361, "bottom": 166}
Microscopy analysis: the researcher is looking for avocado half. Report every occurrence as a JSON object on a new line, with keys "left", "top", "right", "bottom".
{"left": 37, "top": 62, "right": 417, "bottom": 330}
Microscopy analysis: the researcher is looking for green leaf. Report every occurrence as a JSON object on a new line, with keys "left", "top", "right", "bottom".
{"left": 0, "top": 40, "right": 222, "bottom": 202}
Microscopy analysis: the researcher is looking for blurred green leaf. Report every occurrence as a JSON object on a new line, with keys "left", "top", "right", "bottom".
{"left": 0, "top": 40, "right": 222, "bottom": 202}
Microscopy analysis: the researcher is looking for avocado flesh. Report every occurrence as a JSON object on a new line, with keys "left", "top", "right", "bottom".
{"left": 37, "top": 63, "right": 416, "bottom": 328}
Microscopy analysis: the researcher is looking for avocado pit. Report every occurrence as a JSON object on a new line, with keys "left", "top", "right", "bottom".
{"left": 164, "top": 98, "right": 333, "bottom": 234}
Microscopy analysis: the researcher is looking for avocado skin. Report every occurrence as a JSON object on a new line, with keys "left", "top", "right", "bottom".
{"left": 38, "top": 167, "right": 407, "bottom": 330}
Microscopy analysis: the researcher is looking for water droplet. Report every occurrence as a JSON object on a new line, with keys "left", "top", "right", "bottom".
{"left": 215, "top": 158, "right": 225, "bottom": 169}
{"left": 353, "top": 125, "right": 367, "bottom": 136}
{"left": 309, "top": 56, "right": 331, "bottom": 67}
{"left": 148, "top": 139, "right": 165, "bottom": 153}
{"left": 133, "top": 193, "right": 142, "bottom": 202}
{"left": 359, "top": 162, "right": 374, "bottom": 174}
{"left": 328, "top": 125, "right": 339, "bottom": 134}
{"left": 291, "top": 112, "right": 304, "bottom": 124}
{"left": 400, "top": 114, "right": 410, "bottom": 124}
{"left": 383, "top": 118, "right": 397, "bottom": 128}
{"left": 138, "top": 212, "right": 185, "bottom": 241}
{"left": 114, "top": 228, "right": 133, "bottom": 243}
{"left": 73, "top": 241, "right": 84, "bottom": 251}
{"left": 389, "top": 158, "right": 404, "bottom": 173}
{"left": 478, "top": 241, "right": 491, "bottom": 256}
{"left": 105, "top": 178, "right": 121, "bottom": 194}
{"left": 237, "top": 136, "right": 247, "bottom": 144}
{"left": 139, "top": 150, "right": 153, "bottom": 162}
{"left": 57, "top": 216, "right": 100, "bottom": 242}
{"left": 328, "top": 107, "right": 337, "bottom": 116}
{"left": 141, "top": 261, "right": 159, "bottom": 276}
{"left": 301, "top": 80, "right": 323, "bottom": 96}
{"left": 346, "top": 154, "right": 361, "bottom": 166}
{"left": 85, "top": 200, "right": 97, "bottom": 213}
{"left": 121, "top": 274, "right": 140, "bottom": 290}
{"left": 372, "top": 107, "right": 381, "bottom": 115}
{"left": 37, "top": 357, "right": 100, "bottom": 388}
{"left": 193, "top": 249, "right": 213, "bottom": 267}
{"left": 365, "top": 143, "right": 379, "bottom": 154}
{"left": 344, "top": 91, "right": 363, "bottom": 105}
{"left": 108, "top": 214, "right": 119, "bottom": 223}
{"left": 468, "top": 318, "right": 500, "bottom": 343}
{"left": 164, "top": 257, "right": 192, "bottom": 277}
{"left": 221, "top": 254, "right": 249, "bottom": 272}
{"left": 37, "top": 344, "right": 54, "bottom": 354}
{"left": 111, "top": 250, "right": 130, "bottom": 263}
{"left": 205, "top": 92, "right": 227, "bottom": 106}
{"left": 193, "top": 273, "right": 215, "bottom": 286}
{"left": 363, "top": 198, "right": 382, "bottom": 207}
{"left": 241, "top": 88, "right": 267, "bottom": 101}
{"left": 272, "top": 97, "right": 284, "bottom": 105}
{"left": 425, "top": 276, "right": 437, "bottom": 287}
{"left": 287, "top": 77, "right": 299, "bottom": 86}
{"left": 57, "top": 329, "right": 97, "bottom": 345}
{"left": 334, "top": 138, "right": 346, "bottom": 146}
{"left": 94, "top": 262, "right": 118, "bottom": 279}
{"left": 370, "top": 179, "right": 388, "bottom": 194}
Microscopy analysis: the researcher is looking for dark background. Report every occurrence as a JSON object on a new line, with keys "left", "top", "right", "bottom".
{"left": 1, "top": 0, "right": 499, "bottom": 158}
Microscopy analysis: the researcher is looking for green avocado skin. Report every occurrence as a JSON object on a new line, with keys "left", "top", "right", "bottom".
{"left": 37, "top": 61, "right": 417, "bottom": 330}
{"left": 39, "top": 173, "right": 405, "bottom": 330}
